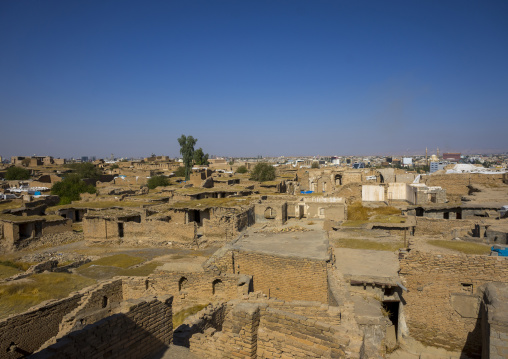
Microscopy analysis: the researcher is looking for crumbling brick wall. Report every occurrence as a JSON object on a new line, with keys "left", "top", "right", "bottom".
{"left": 0, "top": 293, "right": 84, "bottom": 358}
{"left": 122, "top": 272, "right": 246, "bottom": 313}
{"left": 203, "top": 207, "right": 254, "bottom": 240}
{"left": 190, "top": 302, "right": 261, "bottom": 359}
{"left": 422, "top": 173, "right": 504, "bottom": 202}
{"left": 481, "top": 283, "right": 508, "bottom": 359}
{"left": 189, "top": 301, "right": 361, "bottom": 359}
{"left": 230, "top": 251, "right": 329, "bottom": 303}
{"left": 256, "top": 307, "right": 352, "bottom": 358}
{"left": 414, "top": 217, "right": 475, "bottom": 238}
{"left": 31, "top": 296, "right": 173, "bottom": 359}
{"left": 42, "top": 219, "right": 72, "bottom": 235}
{"left": 399, "top": 251, "right": 508, "bottom": 356}
{"left": 124, "top": 220, "right": 196, "bottom": 244}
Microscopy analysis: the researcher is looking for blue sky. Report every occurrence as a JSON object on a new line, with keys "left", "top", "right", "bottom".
{"left": 1, "top": 0, "right": 507, "bottom": 159}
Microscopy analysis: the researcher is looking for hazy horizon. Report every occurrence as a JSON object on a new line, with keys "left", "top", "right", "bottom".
{"left": 1, "top": 1, "right": 507, "bottom": 159}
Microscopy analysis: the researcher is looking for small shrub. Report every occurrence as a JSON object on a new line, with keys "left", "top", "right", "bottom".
{"left": 51, "top": 174, "right": 96, "bottom": 205}
{"left": 236, "top": 166, "right": 248, "bottom": 174}
{"left": 5, "top": 167, "right": 30, "bottom": 180}
{"left": 250, "top": 162, "right": 276, "bottom": 182}
{"left": 65, "top": 162, "right": 102, "bottom": 179}
{"left": 147, "top": 175, "right": 170, "bottom": 189}
{"left": 173, "top": 166, "right": 186, "bottom": 177}
{"left": 311, "top": 162, "right": 319, "bottom": 169}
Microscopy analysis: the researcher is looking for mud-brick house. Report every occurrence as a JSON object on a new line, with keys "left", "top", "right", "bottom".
{"left": 168, "top": 198, "right": 255, "bottom": 240}
{"left": 82, "top": 207, "right": 198, "bottom": 246}
{"left": 0, "top": 214, "right": 71, "bottom": 251}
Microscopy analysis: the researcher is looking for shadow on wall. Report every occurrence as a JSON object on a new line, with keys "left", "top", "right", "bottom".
{"left": 462, "top": 312, "right": 482, "bottom": 359}
{"left": 29, "top": 297, "right": 173, "bottom": 359}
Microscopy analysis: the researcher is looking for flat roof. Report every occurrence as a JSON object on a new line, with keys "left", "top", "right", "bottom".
{"left": 231, "top": 228, "right": 330, "bottom": 261}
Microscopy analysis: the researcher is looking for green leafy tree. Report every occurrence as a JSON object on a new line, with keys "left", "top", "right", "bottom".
{"left": 5, "top": 166, "right": 31, "bottom": 180}
{"left": 147, "top": 175, "right": 170, "bottom": 189}
{"left": 178, "top": 135, "right": 197, "bottom": 180}
{"left": 110, "top": 163, "right": 119, "bottom": 169}
{"left": 236, "top": 165, "right": 248, "bottom": 174}
{"left": 173, "top": 166, "right": 186, "bottom": 177}
{"left": 66, "top": 162, "right": 102, "bottom": 179}
{"left": 51, "top": 174, "right": 96, "bottom": 205}
{"left": 193, "top": 148, "right": 209, "bottom": 166}
{"left": 311, "top": 162, "right": 319, "bottom": 169}
{"left": 250, "top": 163, "right": 276, "bottom": 182}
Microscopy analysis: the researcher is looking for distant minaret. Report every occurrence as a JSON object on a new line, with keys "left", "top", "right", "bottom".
{"left": 425, "top": 147, "right": 428, "bottom": 166}
{"left": 437, "top": 147, "right": 440, "bottom": 158}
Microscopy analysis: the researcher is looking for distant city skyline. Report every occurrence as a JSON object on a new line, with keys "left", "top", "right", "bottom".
{"left": 1, "top": 0, "right": 507, "bottom": 159}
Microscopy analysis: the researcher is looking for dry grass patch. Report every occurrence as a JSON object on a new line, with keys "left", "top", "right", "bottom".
{"left": 428, "top": 240, "right": 491, "bottom": 255}
{"left": 334, "top": 238, "right": 404, "bottom": 252}
{"left": 347, "top": 202, "right": 402, "bottom": 224}
{"left": 341, "top": 220, "right": 369, "bottom": 227}
{"left": 173, "top": 303, "right": 209, "bottom": 328}
{"left": 0, "top": 264, "right": 22, "bottom": 279}
{"left": 79, "top": 254, "right": 144, "bottom": 269}
{"left": 76, "top": 254, "right": 160, "bottom": 280}
{"left": 0, "top": 272, "right": 96, "bottom": 318}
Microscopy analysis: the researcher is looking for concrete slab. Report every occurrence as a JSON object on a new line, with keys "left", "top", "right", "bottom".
{"left": 232, "top": 229, "right": 330, "bottom": 261}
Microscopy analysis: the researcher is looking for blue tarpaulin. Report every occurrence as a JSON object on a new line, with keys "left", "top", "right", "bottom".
{"left": 491, "top": 247, "right": 508, "bottom": 256}
{"left": 34, "top": 191, "right": 41, "bottom": 196}
{"left": 300, "top": 191, "right": 314, "bottom": 194}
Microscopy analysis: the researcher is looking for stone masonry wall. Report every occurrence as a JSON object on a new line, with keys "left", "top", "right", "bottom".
{"left": 232, "top": 251, "right": 329, "bottom": 303}
{"left": 414, "top": 217, "right": 475, "bottom": 238}
{"left": 189, "top": 301, "right": 362, "bottom": 359}
{"left": 422, "top": 173, "right": 504, "bottom": 201}
{"left": 123, "top": 220, "right": 196, "bottom": 244}
{"left": 399, "top": 250, "right": 508, "bottom": 356}
{"left": 190, "top": 302, "right": 261, "bottom": 359}
{"left": 31, "top": 296, "right": 173, "bottom": 359}
{"left": 122, "top": 272, "right": 246, "bottom": 313}
{"left": 0, "top": 294, "right": 83, "bottom": 358}
{"left": 256, "top": 307, "right": 357, "bottom": 359}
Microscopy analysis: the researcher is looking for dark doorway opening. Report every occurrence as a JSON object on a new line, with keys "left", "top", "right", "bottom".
{"left": 444, "top": 212, "right": 450, "bottom": 219}
{"left": 34, "top": 222, "right": 43, "bottom": 237}
{"left": 383, "top": 301, "right": 400, "bottom": 339}
{"left": 19, "top": 223, "right": 33, "bottom": 240}
{"left": 75, "top": 210, "right": 81, "bottom": 222}
{"left": 415, "top": 208, "right": 424, "bottom": 217}
{"left": 118, "top": 223, "right": 124, "bottom": 238}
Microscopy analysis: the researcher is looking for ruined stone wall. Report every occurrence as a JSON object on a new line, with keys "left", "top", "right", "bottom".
{"left": 124, "top": 220, "right": 196, "bottom": 243}
{"left": 233, "top": 251, "right": 329, "bottom": 303}
{"left": 422, "top": 173, "right": 504, "bottom": 201}
{"left": 42, "top": 219, "right": 72, "bottom": 235}
{"left": 190, "top": 302, "right": 261, "bottom": 359}
{"left": 256, "top": 307, "right": 351, "bottom": 358}
{"left": 167, "top": 209, "right": 187, "bottom": 222}
{"left": 83, "top": 217, "right": 196, "bottom": 244}
{"left": 342, "top": 172, "right": 363, "bottom": 185}
{"left": 254, "top": 202, "right": 287, "bottom": 225}
{"left": 31, "top": 296, "right": 173, "bottom": 359}
{"left": 399, "top": 251, "right": 508, "bottom": 355}
{"left": 203, "top": 207, "right": 254, "bottom": 240}
{"left": 481, "top": 283, "right": 508, "bottom": 359}
{"left": 414, "top": 217, "right": 475, "bottom": 238}
{"left": 0, "top": 294, "right": 83, "bottom": 358}
{"left": 123, "top": 272, "right": 245, "bottom": 313}
{"left": 189, "top": 301, "right": 360, "bottom": 359}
